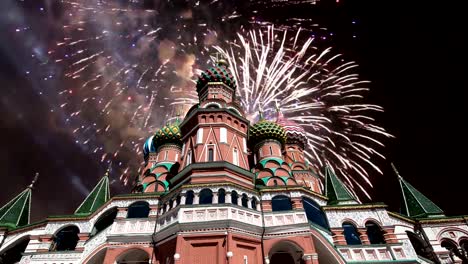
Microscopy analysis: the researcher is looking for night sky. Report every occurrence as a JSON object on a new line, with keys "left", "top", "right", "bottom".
{"left": 0, "top": 0, "right": 467, "bottom": 223}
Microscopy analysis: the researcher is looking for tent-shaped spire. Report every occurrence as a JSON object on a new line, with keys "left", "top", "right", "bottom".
{"left": 392, "top": 164, "right": 444, "bottom": 218}
{"left": 75, "top": 168, "right": 110, "bottom": 215}
{"left": 0, "top": 173, "right": 38, "bottom": 229}
{"left": 324, "top": 166, "right": 357, "bottom": 205}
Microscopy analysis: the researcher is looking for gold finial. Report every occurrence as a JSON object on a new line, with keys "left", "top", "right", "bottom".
{"left": 214, "top": 52, "right": 229, "bottom": 68}
{"left": 105, "top": 161, "right": 113, "bottom": 177}
{"left": 391, "top": 162, "right": 402, "bottom": 179}
{"left": 28, "top": 172, "right": 39, "bottom": 189}
{"left": 217, "top": 58, "right": 229, "bottom": 68}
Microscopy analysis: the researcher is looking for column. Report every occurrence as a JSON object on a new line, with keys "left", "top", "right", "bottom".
{"left": 247, "top": 197, "right": 253, "bottom": 209}
{"left": 291, "top": 198, "right": 303, "bottom": 209}
{"left": 256, "top": 200, "right": 261, "bottom": 211}
{"left": 382, "top": 227, "right": 399, "bottom": 243}
{"left": 149, "top": 205, "right": 158, "bottom": 218}
{"left": 226, "top": 192, "right": 232, "bottom": 204}
{"left": 213, "top": 192, "right": 218, "bottom": 204}
{"left": 75, "top": 233, "right": 90, "bottom": 252}
{"left": 37, "top": 235, "right": 54, "bottom": 252}
{"left": 331, "top": 228, "right": 347, "bottom": 245}
{"left": 116, "top": 207, "right": 127, "bottom": 219}
{"left": 357, "top": 228, "right": 370, "bottom": 245}
{"left": 194, "top": 192, "right": 200, "bottom": 205}
{"left": 303, "top": 254, "right": 318, "bottom": 264}
{"left": 180, "top": 194, "right": 186, "bottom": 205}
{"left": 262, "top": 200, "right": 272, "bottom": 212}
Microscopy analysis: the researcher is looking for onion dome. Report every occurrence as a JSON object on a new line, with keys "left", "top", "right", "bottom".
{"left": 276, "top": 110, "right": 307, "bottom": 147}
{"left": 143, "top": 135, "right": 156, "bottom": 158}
{"left": 249, "top": 112, "right": 287, "bottom": 147}
{"left": 153, "top": 119, "right": 182, "bottom": 150}
{"left": 196, "top": 61, "right": 237, "bottom": 92}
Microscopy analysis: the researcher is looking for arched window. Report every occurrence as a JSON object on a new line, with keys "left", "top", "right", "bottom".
{"left": 271, "top": 195, "right": 292, "bottom": 211}
{"left": 199, "top": 189, "right": 213, "bottom": 204}
{"left": 231, "top": 191, "right": 239, "bottom": 205}
{"left": 0, "top": 236, "right": 30, "bottom": 263}
{"left": 208, "top": 148, "right": 214, "bottom": 161}
{"left": 185, "top": 190, "right": 194, "bottom": 205}
{"left": 127, "top": 201, "right": 150, "bottom": 218}
{"left": 218, "top": 189, "right": 226, "bottom": 204}
{"left": 342, "top": 222, "right": 362, "bottom": 245}
{"left": 441, "top": 239, "right": 465, "bottom": 262}
{"left": 302, "top": 197, "right": 329, "bottom": 230}
{"left": 251, "top": 197, "right": 258, "bottom": 210}
{"left": 176, "top": 195, "right": 181, "bottom": 206}
{"left": 91, "top": 207, "right": 118, "bottom": 237}
{"left": 241, "top": 194, "right": 249, "bottom": 208}
{"left": 365, "top": 221, "right": 386, "bottom": 244}
{"left": 460, "top": 239, "right": 468, "bottom": 256}
{"left": 274, "top": 180, "right": 278, "bottom": 186}
{"left": 50, "top": 226, "right": 80, "bottom": 251}
{"left": 116, "top": 248, "right": 150, "bottom": 264}
{"left": 406, "top": 231, "right": 435, "bottom": 261}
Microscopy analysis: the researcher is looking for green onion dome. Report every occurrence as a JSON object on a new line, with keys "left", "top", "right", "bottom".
{"left": 249, "top": 116, "right": 287, "bottom": 147}
{"left": 196, "top": 60, "right": 237, "bottom": 92}
{"left": 153, "top": 119, "right": 182, "bottom": 150}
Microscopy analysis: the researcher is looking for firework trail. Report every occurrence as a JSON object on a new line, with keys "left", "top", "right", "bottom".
{"left": 209, "top": 26, "right": 393, "bottom": 198}
{"left": 16, "top": 0, "right": 390, "bottom": 198}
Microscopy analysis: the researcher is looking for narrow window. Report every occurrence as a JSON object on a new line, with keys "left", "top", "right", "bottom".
{"left": 233, "top": 148, "right": 239, "bottom": 166}
{"left": 208, "top": 148, "right": 214, "bottom": 161}
{"left": 186, "top": 150, "right": 192, "bottom": 166}
{"left": 196, "top": 128, "right": 204, "bottom": 144}
{"left": 243, "top": 138, "right": 247, "bottom": 152}
{"left": 164, "top": 151, "right": 168, "bottom": 161}
{"left": 220, "top": 127, "right": 227, "bottom": 143}
{"left": 269, "top": 146, "right": 273, "bottom": 155}
{"left": 292, "top": 152, "right": 296, "bottom": 161}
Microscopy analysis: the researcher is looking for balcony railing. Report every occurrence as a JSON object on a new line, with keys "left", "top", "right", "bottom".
{"left": 337, "top": 244, "right": 410, "bottom": 262}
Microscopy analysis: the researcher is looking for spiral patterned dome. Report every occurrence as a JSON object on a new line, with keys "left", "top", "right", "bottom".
{"left": 249, "top": 117, "right": 287, "bottom": 147}
{"left": 153, "top": 120, "right": 182, "bottom": 150}
{"left": 276, "top": 111, "right": 308, "bottom": 147}
{"left": 143, "top": 135, "right": 156, "bottom": 158}
{"left": 196, "top": 61, "right": 237, "bottom": 92}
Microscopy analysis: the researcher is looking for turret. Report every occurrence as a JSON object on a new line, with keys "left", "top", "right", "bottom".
{"left": 393, "top": 164, "right": 444, "bottom": 218}
{"left": 249, "top": 111, "right": 287, "bottom": 163}
{"left": 0, "top": 173, "right": 37, "bottom": 230}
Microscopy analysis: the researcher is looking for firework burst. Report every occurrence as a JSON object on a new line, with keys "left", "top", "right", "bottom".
{"left": 19, "top": 0, "right": 390, "bottom": 198}
{"left": 214, "top": 27, "right": 393, "bottom": 198}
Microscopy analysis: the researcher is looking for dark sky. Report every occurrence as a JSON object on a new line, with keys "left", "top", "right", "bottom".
{"left": 0, "top": 0, "right": 467, "bottom": 223}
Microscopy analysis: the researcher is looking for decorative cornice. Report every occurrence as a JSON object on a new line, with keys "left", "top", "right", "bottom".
{"left": 179, "top": 107, "right": 249, "bottom": 129}
{"left": 322, "top": 203, "right": 387, "bottom": 211}
{"left": 259, "top": 186, "right": 328, "bottom": 200}
{"left": 7, "top": 220, "right": 48, "bottom": 234}
{"left": 169, "top": 161, "right": 255, "bottom": 185}
{"left": 387, "top": 211, "right": 416, "bottom": 224}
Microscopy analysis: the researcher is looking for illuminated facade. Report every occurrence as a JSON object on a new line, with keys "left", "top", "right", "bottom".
{"left": 1, "top": 61, "right": 467, "bottom": 264}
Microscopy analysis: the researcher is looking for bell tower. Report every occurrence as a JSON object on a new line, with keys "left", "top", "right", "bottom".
{"left": 174, "top": 60, "right": 252, "bottom": 188}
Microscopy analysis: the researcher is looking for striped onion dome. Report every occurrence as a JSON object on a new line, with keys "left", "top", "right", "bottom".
{"left": 276, "top": 110, "right": 307, "bottom": 148}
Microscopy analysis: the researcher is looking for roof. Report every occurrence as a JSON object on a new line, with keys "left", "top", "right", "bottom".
{"left": 394, "top": 165, "right": 444, "bottom": 218}
{"left": 324, "top": 166, "right": 356, "bottom": 205}
{"left": 74, "top": 173, "right": 110, "bottom": 215}
{"left": 0, "top": 187, "right": 32, "bottom": 229}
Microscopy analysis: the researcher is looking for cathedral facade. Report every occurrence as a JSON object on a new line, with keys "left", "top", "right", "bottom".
{"left": 1, "top": 61, "right": 467, "bottom": 264}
